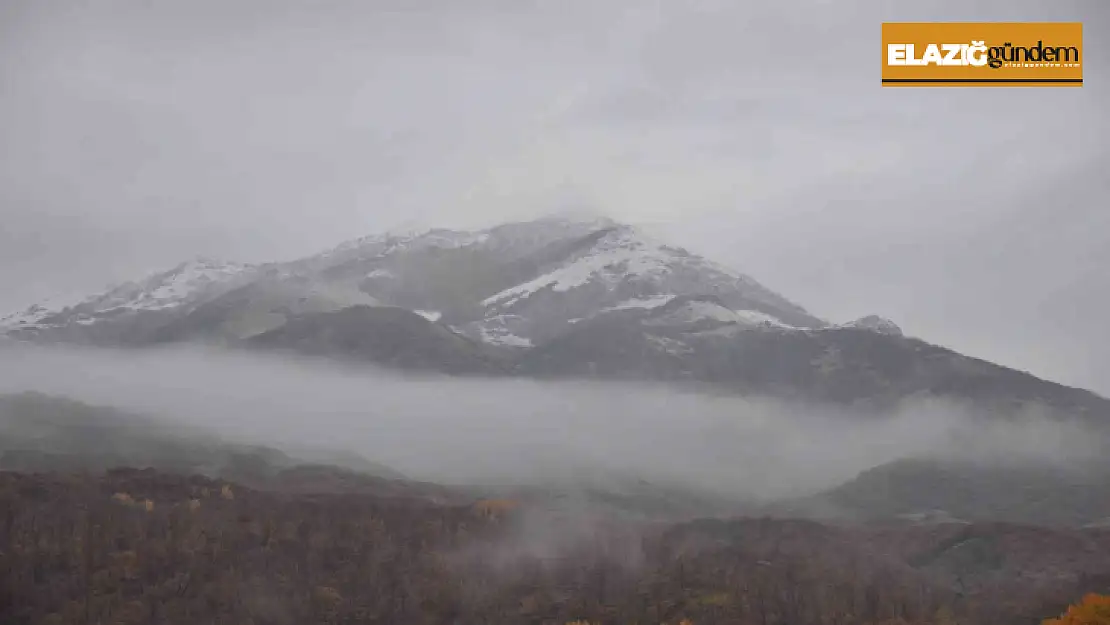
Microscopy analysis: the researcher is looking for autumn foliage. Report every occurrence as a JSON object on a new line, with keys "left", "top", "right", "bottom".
{"left": 471, "top": 497, "right": 519, "bottom": 520}
{"left": 1044, "top": 594, "right": 1110, "bottom": 625}
{"left": 3, "top": 469, "right": 1110, "bottom": 625}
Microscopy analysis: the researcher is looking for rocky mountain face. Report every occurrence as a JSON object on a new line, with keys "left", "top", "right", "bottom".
{"left": 518, "top": 306, "right": 1108, "bottom": 415}
{"left": 3, "top": 215, "right": 1107, "bottom": 419}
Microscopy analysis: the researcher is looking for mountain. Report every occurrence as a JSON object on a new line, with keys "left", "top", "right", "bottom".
{"left": 776, "top": 456, "right": 1110, "bottom": 527}
{"left": 2, "top": 216, "right": 818, "bottom": 344}
{"left": 1, "top": 258, "right": 258, "bottom": 346}
{"left": 244, "top": 305, "right": 509, "bottom": 375}
{"left": 0, "top": 391, "right": 417, "bottom": 488}
{"left": 4, "top": 215, "right": 1108, "bottom": 418}
{"left": 0, "top": 391, "right": 749, "bottom": 518}
{"left": 142, "top": 273, "right": 383, "bottom": 344}
{"left": 464, "top": 221, "right": 824, "bottom": 346}
{"left": 1, "top": 258, "right": 255, "bottom": 330}
{"left": 518, "top": 304, "right": 1109, "bottom": 414}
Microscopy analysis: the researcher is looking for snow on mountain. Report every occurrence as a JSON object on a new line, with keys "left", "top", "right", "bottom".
{"left": 644, "top": 299, "right": 741, "bottom": 325}
{"left": 481, "top": 225, "right": 810, "bottom": 318}
{"left": 839, "top": 315, "right": 903, "bottom": 336}
{"left": 126, "top": 259, "right": 254, "bottom": 310}
{"left": 267, "top": 216, "right": 825, "bottom": 349}
{"left": 481, "top": 215, "right": 618, "bottom": 261}
{"left": 644, "top": 334, "right": 695, "bottom": 356}
{"left": 294, "top": 216, "right": 620, "bottom": 284}
{"left": 1, "top": 258, "right": 254, "bottom": 330}
{"left": 643, "top": 299, "right": 796, "bottom": 329}
{"left": 307, "top": 227, "right": 493, "bottom": 270}
{"left": 343, "top": 228, "right": 492, "bottom": 257}
{"left": 481, "top": 226, "right": 673, "bottom": 308}
{"left": 4, "top": 216, "right": 1102, "bottom": 419}
{"left": 0, "top": 299, "right": 78, "bottom": 329}
{"left": 736, "top": 309, "right": 796, "bottom": 327}
{"left": 602, "top": 294, "right": 677, "bottom": 312}
{"left": 471, "top": 314, "right": 533, "bottom": 348}
{"left": 2, "top": 216, "right": 826, "bottom": 350}
{"left": 461, "top": 223, "right": 822, "bottom": 346}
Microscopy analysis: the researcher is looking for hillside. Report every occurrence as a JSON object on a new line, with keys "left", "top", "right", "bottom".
{"left": 244, "top": 305, "right": 510, "bottom": 375}
{"left": 0, "top": 392, "right": 746, "bottom": 520}
{"left": 0, "top": 392, "right": 412, "bottom": 490}
{"left": 519, "top": 308, "right": 1109, "bottom": 416}
{"left": 777, "top": 457, "right": 1110, "bottom": 527}
{"left": 4, "top": 468, "right": 1110, "bottom": 625}
{"left": 4, "top": 395, "right": 1110, "bottom": 625}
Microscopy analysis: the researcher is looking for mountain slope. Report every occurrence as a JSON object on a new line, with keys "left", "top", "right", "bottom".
{"left": 244, "top": 305, "right": 509, "bottom": 375}
{"left": 1, "top": 258, "right": 257, "bottom": 345}
{"left": 275, "top": 216, "right": 820, "bottom": 347}
{"left": 1, "top": 215, "right": 824, "bottom": 356}
{"left": 0, "top": 217, "right": 827, "bottom": 347}
{"left": 142, "top": 274, "right": 382, "bottom": 344}
{"left": 464, "top": 223, "right": 823, "bottom": 346}
{"left": 3, "top": 215, "right": 1108, "bottom": 419}
{"left": 2, "top": 258, "right": 254, "bottom": 330}
{"left": 775, "top": 457, "right": 1110, "bottom": 527}
{"left": 0, "top": 391, "right": 407, "bottom": 483}
{"left": 517, "top": 296, "right": 1110, "bottom": 416}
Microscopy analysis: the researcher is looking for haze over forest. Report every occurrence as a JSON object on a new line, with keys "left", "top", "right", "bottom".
{"left": 2, "top": 343, "right": 1102, "bottom": 500}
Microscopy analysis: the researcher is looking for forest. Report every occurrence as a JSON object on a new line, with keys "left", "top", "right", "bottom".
{"left": 3, "top": 468, "right": 1110, "bottom": 625}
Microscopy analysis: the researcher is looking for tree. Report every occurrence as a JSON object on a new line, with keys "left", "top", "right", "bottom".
{"left": 1044, "top": 594, "right": 1110, "bottom": 625}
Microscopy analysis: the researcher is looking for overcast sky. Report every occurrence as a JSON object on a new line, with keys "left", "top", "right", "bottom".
{"left": 1, "top": 0, "right": 1107, "bottom": 394}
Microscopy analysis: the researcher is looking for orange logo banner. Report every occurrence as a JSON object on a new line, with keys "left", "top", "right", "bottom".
{"left": 881, "top": 22, "right": 1083, "bottom": 87}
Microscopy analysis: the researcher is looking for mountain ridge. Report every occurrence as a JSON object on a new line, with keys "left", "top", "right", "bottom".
{"left": 3, "top": 215, "right": 1107, "bottom": 419}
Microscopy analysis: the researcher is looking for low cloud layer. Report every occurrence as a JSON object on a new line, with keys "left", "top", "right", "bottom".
{"left": 0, "top": 342, "right": 1103, "bottom": 500}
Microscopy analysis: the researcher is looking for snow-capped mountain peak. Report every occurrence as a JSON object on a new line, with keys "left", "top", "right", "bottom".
{"left": 132, "top": 258, "right": 254, "bottom": 307}
{"left": 472, "top": 222, "right": 820, "bottom": 324}
{"left": 3, "top": 215, "right": 824, "bottom": 349}
{"left": 839, "top": 315, "right": 903, "bottom": 336}
{"left": 2, "top": 257, "right": 254, "bottom": 330}
{"left": 314, "top": 215, "right": 619, "bottom": 269}
{"left": 1, "top": 215, "right": 1098, "bottom": 423}
{"left": 326, "top": 227, "right": 492, "bottom": 258}
{"left": 480, "top": 225, "right": 660, "bottom": 307}
{"left": 480, "top": 223, "right": 807, "bottom": 311}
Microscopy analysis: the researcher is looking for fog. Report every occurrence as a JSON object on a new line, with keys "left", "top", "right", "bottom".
{"left": 0, "top": 342, "right": 1103, "bottom": 501}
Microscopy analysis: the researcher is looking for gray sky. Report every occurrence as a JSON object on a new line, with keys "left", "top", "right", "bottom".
{"left": 1, "top": 0, "right": 1107, "bottom": 394}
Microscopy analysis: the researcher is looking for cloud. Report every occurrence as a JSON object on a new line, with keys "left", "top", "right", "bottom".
{"left": 1, "top": 343, "right": 1103, "bottom": 501}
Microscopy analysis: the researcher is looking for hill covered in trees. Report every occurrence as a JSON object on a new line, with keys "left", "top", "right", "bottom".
{"left": 4, "top": 391, "right": 1110, "bottom": 624}
{"left": 4, "top": 468, "right": 1110, "bottom": 625}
